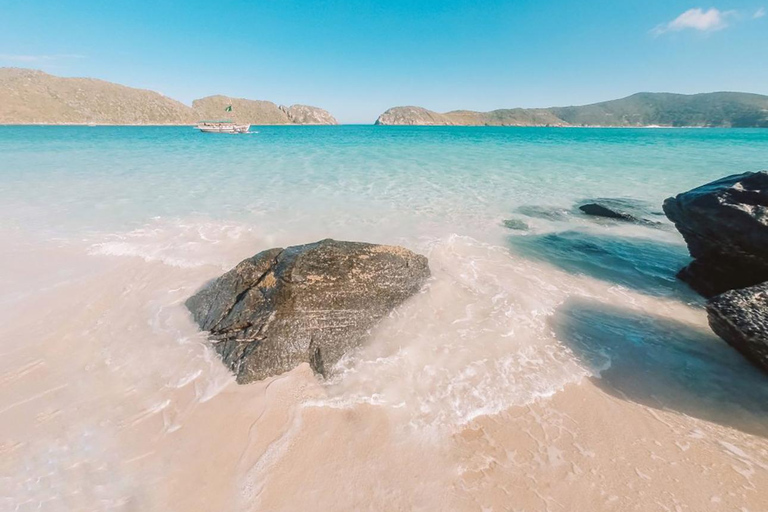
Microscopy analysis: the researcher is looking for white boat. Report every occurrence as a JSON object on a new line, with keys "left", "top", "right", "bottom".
{"left": 196, "top": 121, "right": 250, "bottom": 134}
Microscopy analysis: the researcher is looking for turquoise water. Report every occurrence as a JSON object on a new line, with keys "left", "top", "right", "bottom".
{"left": 2, "top": 126, "right": 767, "bottom": 239}
{"left": 3, "top": 126, "right": 768, "bottom": 511}
{"left": 4, "top": 124, "right": 765, "bottom": 414}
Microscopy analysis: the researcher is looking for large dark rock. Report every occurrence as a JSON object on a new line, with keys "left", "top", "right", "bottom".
{"left": 186, "top": 239, "right": 430, "bottom": 383}
{"left": 578, "top": 198, "right": 664, "bottom": 226}
{"left": 707, "top": 283, "right": 768, "bottom": 374}
{"left": 663, "top": 171, "right": 768, "bottom": 297}
{"left": 579, "top": 202, "right": 638, "bottom": 222}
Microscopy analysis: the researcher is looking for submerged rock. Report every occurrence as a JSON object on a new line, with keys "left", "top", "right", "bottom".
{"left": 577, "top": 198, "right": 663, "bottom": 226}
{"left": 516, "top": 205, "right": 571, "bottom": 221}
{"left": 579, "top": 202, "right": 638, "bottom": 221}
{"left": 663, "top": 171, "right": 768, "bottom": 297}
{"left": 502, "top": 218, "right": 529, "bottom": 231}
{"left": 707, "top": 283, "right": 768, "bottom": 374}
{"left": 186, "top": 239, "right": 430, "bottom": 383}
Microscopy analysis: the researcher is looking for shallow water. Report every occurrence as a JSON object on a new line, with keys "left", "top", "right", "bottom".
{"left": 2, "top": 126, "right": 768, "bottom": 511}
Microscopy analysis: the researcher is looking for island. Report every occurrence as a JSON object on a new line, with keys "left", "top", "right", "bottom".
{"left": 0, "top": 68, "right": 337, "bottom": 125}
{"left": 375, "top": 92, "right": 768, "bottom": 127}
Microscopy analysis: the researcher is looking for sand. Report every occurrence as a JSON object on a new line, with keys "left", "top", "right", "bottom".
{"left": 2, "top": 232, "right": 768, "bottom": 512}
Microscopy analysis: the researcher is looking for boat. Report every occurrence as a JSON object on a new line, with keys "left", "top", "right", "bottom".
{"left": 196, "top": 120, "right": 250, "bottom": 134}
{"left": 197, "top": 103, "right": 250, "bottom": 134}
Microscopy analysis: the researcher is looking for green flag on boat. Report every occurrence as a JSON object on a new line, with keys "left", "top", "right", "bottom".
{"left": 225, "top": 105, "right": 232, "bottom": 112}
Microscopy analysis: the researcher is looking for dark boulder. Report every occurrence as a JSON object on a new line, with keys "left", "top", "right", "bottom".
{"left": 707, "top": 283, "right": 768, "bottom": 374}
{"left": 579, "top": 202, "right": 638, "bottom": 222}
{"left": 186, "top": 239, "right": 430, "bottom": 383}
{"left": 663, "top": 171, "right": 768, "bottom": 297}
{"left": 578, "top": 198, "right": 664, "bottom": 226}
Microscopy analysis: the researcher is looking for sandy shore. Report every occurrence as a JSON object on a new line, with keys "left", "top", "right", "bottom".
{"left": 2, "top": 231, "right": 768, "bottom": 512}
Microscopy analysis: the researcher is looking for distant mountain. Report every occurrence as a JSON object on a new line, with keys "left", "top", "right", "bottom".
{"left": 192, "top": 95, "right": 336, "bottom": 125}
{"left": 0, "top": 68, "right": 194, "bottom": 125}
{"left": 375, "top": 92, "right": 768, "bottom": 127}
{"left": 0, "top": 68, "right": 337, "bottom": 125}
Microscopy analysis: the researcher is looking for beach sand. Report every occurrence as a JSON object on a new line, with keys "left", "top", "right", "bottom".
{"left": 2, "top": 230, "right": 768, "bottom": 512}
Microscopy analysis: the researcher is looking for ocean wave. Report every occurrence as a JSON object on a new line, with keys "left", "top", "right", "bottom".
{"left": 86, "top": 218, "right": 267, "bottom": 269}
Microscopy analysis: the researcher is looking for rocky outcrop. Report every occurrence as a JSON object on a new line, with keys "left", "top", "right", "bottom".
{"left": 280, "top": 104, "right": 337, "bottom": 125}
{"left": 665, "top": 171, "right": 768, "bottom": 375}
{"left": 663, "top": 171, "right": 768, "bottom": 297}
{"left": 186, "top": 239, "right": 430, "bottom": 383}
{"left": 707, "top": 283, "right": 768, "bottom": 373}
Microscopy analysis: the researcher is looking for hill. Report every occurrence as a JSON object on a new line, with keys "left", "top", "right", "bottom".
{"left": 375, "top": 92, "right": 768, "bottom": 127}
{"left": 0, "top": 68, "right": 194, "bottom": 124}
{"left": 192, "top": 96, "right": 336, "bottom": 125}
{"left": 0, "top": 68, "right": 337, "bottom": 125}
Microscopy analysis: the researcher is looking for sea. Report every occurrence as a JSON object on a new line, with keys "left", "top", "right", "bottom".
{"left": 2, "top": 125, "right": 768, "bottom": 511}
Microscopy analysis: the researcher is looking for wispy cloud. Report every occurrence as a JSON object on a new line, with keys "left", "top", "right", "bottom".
{"left": 652, "top": 7, "right": 735, "bottom": 36}
{"left": 0, "top": 54, "right": 85, "bottom": 63}
{"left": 754, "top": 7, "right": 766, "bottom": 18}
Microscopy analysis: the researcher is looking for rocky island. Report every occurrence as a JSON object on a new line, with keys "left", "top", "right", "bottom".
{"left": 375, "top": 92, "right": 768, "bottom": 127}
{"left": 0, "top": 68, "right": 337, "bottom": 125}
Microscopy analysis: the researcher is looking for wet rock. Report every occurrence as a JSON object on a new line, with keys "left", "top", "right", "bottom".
{"left": 186, "top": 239, "right": 430, "bottom": 383}
{"left": 579, "top": 202, "right": 638, "bottom": 221}
{"left": 707, "top": 283, "right": 768, "bottom": 374}
{"left": 502, "top": 218, "right": 529, "bottom": 231}
{"left": 577, "top": 198, "right": 664, "bottom": 226}
{"left": 663, "top": 171, "right": 768, "bottom": 297}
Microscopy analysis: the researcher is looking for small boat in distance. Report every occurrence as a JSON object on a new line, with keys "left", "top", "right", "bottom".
{"left": 196, "top": 120, "right": 250, "bottom": 134}
{"left": 197, "top": 104, "right": 250, "bottom": 133}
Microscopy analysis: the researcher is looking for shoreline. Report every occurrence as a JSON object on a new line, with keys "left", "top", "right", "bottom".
{"left": 0, "top": 123, "right": 761, "bottom": 128}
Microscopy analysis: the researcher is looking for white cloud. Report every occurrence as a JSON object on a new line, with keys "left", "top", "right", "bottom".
{"left": 0, "top": 54, "right": 85, "bottom": 63}
{"left": 754, "top": 7, "right": 766, "bottom": 18}
{"left": 652, "top": 8, "right": 735, "bottom": 35}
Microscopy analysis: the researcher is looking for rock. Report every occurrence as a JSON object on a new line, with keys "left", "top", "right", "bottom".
{"left": 578, "top": 198, "right": 664, "bottom": 226}
{"left": 663, "top": 171, "right": 768, "bottom": 297}
{"left": 186, "top": 239, "right": 430, "bottom": 383}
{"left": 579, "top": 203, "right": 638, "bottom": 221}
{"left": 707, "top": 283, "right": 768, "bottom": 374}
{"left": 502, "top": 218, "right": 529, "bottom": 231}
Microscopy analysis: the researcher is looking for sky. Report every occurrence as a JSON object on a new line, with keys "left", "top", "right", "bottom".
{"left": 0, "top": 1, "right": 767, "bottom": 123}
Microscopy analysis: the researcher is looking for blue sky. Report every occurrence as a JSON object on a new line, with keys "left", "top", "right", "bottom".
{"left": 0, "top": 1, "right": 766, "bottom": 123}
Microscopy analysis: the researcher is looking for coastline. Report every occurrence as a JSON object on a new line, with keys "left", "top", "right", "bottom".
{"left": 2, "top": 125, "right": 767, "bottom": 511}
{"left": 3, "top": 229, "right": 767, "bottom": 511}
{"left": 0, "top": 123, "right": 754, "bottom": 128}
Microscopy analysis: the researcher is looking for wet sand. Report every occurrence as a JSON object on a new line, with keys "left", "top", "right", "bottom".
{"left": 2, "top": 229, "right": 768, "bottom": 512}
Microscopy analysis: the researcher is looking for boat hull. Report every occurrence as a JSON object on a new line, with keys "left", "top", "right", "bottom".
{"left": 196, "top": 123, "right": 250, "bottom": 134}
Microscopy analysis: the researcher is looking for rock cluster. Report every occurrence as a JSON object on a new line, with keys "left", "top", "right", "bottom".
{"left": 664, "top": 171, "right": 768, "bottom": 373}
{"left": 707, "top": 283, "right": 768, "bottom": 372}
{"left": 186, "top": 239, "right": 430, "bottom": 383}
{"left": 663, "top": 171, "right": 768, "bottom": 297}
